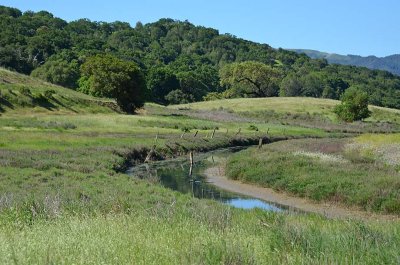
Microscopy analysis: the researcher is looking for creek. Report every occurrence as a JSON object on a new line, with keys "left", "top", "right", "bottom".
{"left": 127, "top": 147, "right": 286, "bottom": 212}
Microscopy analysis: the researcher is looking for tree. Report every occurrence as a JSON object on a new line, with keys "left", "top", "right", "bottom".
{"left": 79, "top": 54, "right": 146, "bottom": 113}
{"left": 279, "top": 74, "right": 302, "bottom": 96}
{"left": 300, "top": 72, "right": 324, "bottom": 97}
{"left": 322, "top": 77, "right": 348, "bottom": 99}
{"left": 334, "top": 86, "right": 371, "bottom": 122}
{"left": 146, "top": 66, "right": 179, "bottom": 104}
{"left": 219, "top": 61, "right": 282, "bottom": 97}
{"left": 31, "top": 58, "right": 79, "bottom": 88}
{"left": 1, "top": 6, "right": 400, "bottom": 109}
{"left": 165, "top": 89, "right": 194, "bottom": 104}
{"left": 175, "top": 65, "right": 219, "bottom": 101}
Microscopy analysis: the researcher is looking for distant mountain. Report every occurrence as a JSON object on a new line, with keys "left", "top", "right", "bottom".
{"left": 290, "top": 49, "right": 400, "bottom": 76}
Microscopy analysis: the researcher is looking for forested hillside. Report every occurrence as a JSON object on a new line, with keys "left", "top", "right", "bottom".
{"left": 291, "top": 49, "right": 400, "bottom": 76}
{"left": 1, "top": 5, "right": 400, "bottom": 109}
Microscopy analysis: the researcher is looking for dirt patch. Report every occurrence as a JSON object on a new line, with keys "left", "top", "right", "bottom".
{"left": 204, "top": 165, "right": 399, "bottom": 221}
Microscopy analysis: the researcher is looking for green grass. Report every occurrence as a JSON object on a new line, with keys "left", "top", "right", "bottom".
{"left": 170, "top": 98, "right": 400, "bottom": 134}
{"left": 0, "top": 67, "right": 115, "bottom": 114}
{"left": 226, "top": 137, "right": 400, "bottom": 214}
{"left": 1, "top": 69, "right": 400, "bottom": 263}
{"left": 356, "top": 133, "right": 400, "bottom": 145}
{"left": 1, "top": 203, "right": 399, "bottom": 264}
{"left": 171, "top": 97, "right": 400, "bottom": 121}
{"left": 1, "top": 113, "right": 398, "bottom": 264}
{"left": 172, "top": 97, "right": 340, "bottom": 115}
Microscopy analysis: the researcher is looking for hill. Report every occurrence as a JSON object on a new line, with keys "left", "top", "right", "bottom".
{"left": 169, "top": 97, "right": 400, "bottom": 133}
{"left": 291, "top": 49, "right": 400, "bottom": 76}
{"left": 0, "top": 67, "right": 116, "bottom": 114}
{"left": 170, "top": 97, "right": 400, "bottom": 122}
{"left": 0, "top": 5, "right": 400, "bottom": 109}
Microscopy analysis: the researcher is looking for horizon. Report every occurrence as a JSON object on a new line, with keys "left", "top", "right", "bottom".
{"left": 1, "top": 0, "right": 400, "bottom": 57}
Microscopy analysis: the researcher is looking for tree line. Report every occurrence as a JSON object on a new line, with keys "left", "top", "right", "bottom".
{"left": 1, "top": 5, "right": 399, "bottom": 112}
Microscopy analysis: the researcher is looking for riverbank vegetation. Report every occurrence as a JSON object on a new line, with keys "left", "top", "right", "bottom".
{"left": 226, "top": 137, "right": 400, "bottom": 214}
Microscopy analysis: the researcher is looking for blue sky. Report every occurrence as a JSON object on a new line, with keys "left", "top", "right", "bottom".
{"left": 1, "top": 0, "right": 399, "bottom": 57}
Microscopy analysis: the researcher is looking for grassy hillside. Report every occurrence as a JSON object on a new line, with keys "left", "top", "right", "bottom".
{"left": 170, "top": 98, "right": 400, "bottom": 133}
{"left": 0, "top": 68, "right": 116, "bottom": 115}
{"left": 171, "top": 97, "right": 400, "bottom": 121}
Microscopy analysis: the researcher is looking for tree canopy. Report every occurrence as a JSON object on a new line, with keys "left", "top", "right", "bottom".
{"left": 0, "top": 5, "right": 400, "bottom": 109}
{"left": 220, "top": 61, "right": 282, "bottom": 97}
{"left": 79, "top": 54, "right": 146, "bottom": 112}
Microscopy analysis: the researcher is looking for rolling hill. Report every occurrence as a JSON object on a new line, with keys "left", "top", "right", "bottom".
{"left": 290, "top": 49, "right": 400, "bottom": 76}
{"left": 1, "top": 5, "right": 400, "bottom": 109}
{"left": 0, "top": 67, "right": 116, "bottom": 114}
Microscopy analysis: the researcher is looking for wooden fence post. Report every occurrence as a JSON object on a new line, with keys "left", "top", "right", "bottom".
{"left": 145, "top": 144, "right": 157, "bottom": 163}
{"left": 211, "top": 128, "right": 216, "bottom": 139}
{"left": 235, "top": 128, "right": 241, "bottom": 136}
{"left": 189, "top": 151, "right": 194, "bottom": 177}
{"left": 154, "top": 132, "right": 159, "bottom": 145}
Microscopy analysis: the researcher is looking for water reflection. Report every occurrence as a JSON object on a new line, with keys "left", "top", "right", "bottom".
{"left": 226, "top": 198, "right": 282, "bottom": 212}
{"left": 127, "top": 148, "right": 285, "bottom": 212}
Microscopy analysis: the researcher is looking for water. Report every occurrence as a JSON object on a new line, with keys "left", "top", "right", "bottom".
{"left": 127, "top": 147, "right": 286, "bottom": 212}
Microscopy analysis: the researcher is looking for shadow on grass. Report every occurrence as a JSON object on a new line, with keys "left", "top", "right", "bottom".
{"left": 51, "top": 96, "right": 78, "bottom": 113}
{"left": 33, "top": 96, "right": 56, "bottom": 111}
{"left": 0, "top": 97, "right": 14, "bottom": 112}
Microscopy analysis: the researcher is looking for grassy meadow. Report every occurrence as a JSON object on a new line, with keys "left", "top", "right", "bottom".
{"left": 172, "top": 98, "right": 400, "bottom": 133}
{"left": 171, "top": 97, "right": 400, "bottom": 122}
{"left": 1, "top": 69, "right": 400, "bottom": 264}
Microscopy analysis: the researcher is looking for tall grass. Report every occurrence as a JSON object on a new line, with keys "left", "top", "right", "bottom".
{"left": 0, "top": 201, "right": 399, "bottom": 264}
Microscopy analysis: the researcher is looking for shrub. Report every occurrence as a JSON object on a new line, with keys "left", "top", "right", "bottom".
{"left": 203, "top": 92, "right": 224, "bottom": 101}
{"left": 165, "top": 90, "right": 194, "bottom": 104}
{"left": 334, "top": 86, "right": 371, "bottom": 122}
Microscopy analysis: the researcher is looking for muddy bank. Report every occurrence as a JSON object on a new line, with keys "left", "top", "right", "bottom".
{"left": 116, "top": 135, "right": 297, "bottom": 172}
{"left": 205, "top": 165, "right": 399, "bottom": 221}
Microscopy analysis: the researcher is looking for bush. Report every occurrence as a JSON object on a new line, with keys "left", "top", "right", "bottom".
{"left": 203, "top": 92, "right": 223, "bottom": 101}
{"left": 334, "top": 86, "right": 371, "bottom": 122}
{"left": 31, "top": 59, "right": 80, "bottom": 88}
{"left": 165, "top": 90, "right": 194, "bottom": 104}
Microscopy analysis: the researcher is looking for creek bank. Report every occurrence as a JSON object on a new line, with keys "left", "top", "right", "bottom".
{"left": 204, "top": 165, "right": 400, "bottom": 221}
{"left": 116, "top": 135, "right": 298, "bottom": 172}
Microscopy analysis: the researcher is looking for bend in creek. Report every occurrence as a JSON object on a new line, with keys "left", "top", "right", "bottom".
{"left": 127, "top": 147, "right": 287, "bottom": 212}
